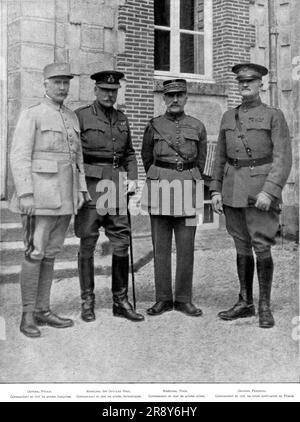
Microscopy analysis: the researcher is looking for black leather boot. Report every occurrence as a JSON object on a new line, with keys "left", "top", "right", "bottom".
{"left": 112, "top": 255, "right": 144, "bottom": 322}
{"left": 20, "top": 312, "right": 41, "bottom": 338}
{"left": 218, "top": 254, "right": 255, "bottom": 320}
{"left": 78, "top": 254, "right": 95, "bottom": 322}
{"left": 257, "top": 256, "right": 275, "bottom": 328}
{"left": 34, "top": 310, "right": 73, "bottom": 328}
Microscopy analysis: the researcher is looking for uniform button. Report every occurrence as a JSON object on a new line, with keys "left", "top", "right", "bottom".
{"left": 236, "top": 148, "right": 239, "bottom": 152}
{"left": 112, "top": 138, "right": 116, "bottom": 141}
{"left": 176, "top": 153, "right": 178, "bottom": 156}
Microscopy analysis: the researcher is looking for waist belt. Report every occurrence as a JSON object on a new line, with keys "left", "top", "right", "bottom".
{"left": 154, "top": 159, "right": 196, "bottom": 172}
{"left": 33, "top": 151, "right": 76, "bottom": 161}
{"left": 84, "top": 155, "right": 124, "bottom": 168}
{"left": 227, "top": 156, "right": 272, "bottom": 168}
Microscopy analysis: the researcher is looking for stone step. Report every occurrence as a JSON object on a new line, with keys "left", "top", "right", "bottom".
{"left": 0, "top": 220, "right": 76, "bottom": 242}
{"left": 0, "top": 234, "right": 153, "bottom": 284}
{"left": 1, "top": 236, "right": 83, "bottom": 264}
{"left": 0, "top": 204, "right": 151, "bottom": 242}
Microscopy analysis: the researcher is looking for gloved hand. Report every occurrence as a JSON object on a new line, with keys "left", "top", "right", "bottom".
{"left": 124, "top": 180, "right": 137, "bottom": 196}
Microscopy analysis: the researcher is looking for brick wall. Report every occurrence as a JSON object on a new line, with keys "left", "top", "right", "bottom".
{"left": 213, "top": 0, "right": 256, "bottom": 107}
{"left": 117, "top": 0, "right": 154, "bottom": 178}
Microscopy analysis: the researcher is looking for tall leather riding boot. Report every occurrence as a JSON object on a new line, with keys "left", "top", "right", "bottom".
{"left": 237, "top": 254, "right": 254, "bottom": 305}
{"left": 35, "top": 257, "right": 55, "bottom": 312}
{"left": 257, "top": 256, "right": 275, "bottom": 328}
{"left": 78, "top": 254, "right": 95, "bottom": 322}
{"left": 19, "top": 257, "right": 41, "bottom": 337}
{"left": 218, "top": 254, "right": 255, "bottom": 320}
{"left": 112, "top": 254, "right": 144, "bottom": 322}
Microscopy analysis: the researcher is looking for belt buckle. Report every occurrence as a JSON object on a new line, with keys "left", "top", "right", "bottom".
{"left": 233, "top": 158, "right": 240, "bottom": 168}
{"left": 113, "top": 156, "right": 119, "bottom": 168}
{"left": 176, "top": 161, "right": 184, "bottom": 171}
{"left": 249, "top": 160, "right": 256, "bottom": 170}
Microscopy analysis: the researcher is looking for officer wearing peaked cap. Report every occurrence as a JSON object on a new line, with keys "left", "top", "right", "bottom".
{"left": 10, "top": 62, "right": 88, "bottom": 337}
{"left": 74, "top": 70, "right": 144, "bottom": 323}
{"left": 210, "top": 63, "right": 292, "bottom": 328}
{"left": 141, "top": 78, "right": 207, "bottom": 317}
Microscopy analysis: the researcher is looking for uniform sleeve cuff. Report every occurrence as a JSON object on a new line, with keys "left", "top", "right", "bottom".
{"left": 209, "top": 181, "right": 222, "bottom": 192}
{"left": 262, "top": 181, "right": 282, "bottom": 199}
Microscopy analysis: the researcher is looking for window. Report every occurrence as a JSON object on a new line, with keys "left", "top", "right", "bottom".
{"left": 154, "top": 0, "right": 212, "bottom": 80}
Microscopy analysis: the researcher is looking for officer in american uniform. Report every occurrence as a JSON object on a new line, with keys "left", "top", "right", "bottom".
{"left": 141, "top": 79, "right": 207, "bottom": 317}
{"left": 210, "top": 63, "right": 292, "bottom": 328}
{"left": 10, "top": 63, "right": 88, "bottom": 338}
{"left": 74, "top": 70, "right": 144, "bottom": 323}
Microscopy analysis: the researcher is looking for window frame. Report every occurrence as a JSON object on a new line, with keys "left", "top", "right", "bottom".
{"left": 154, "top": 0, "right": 213, "bottom": 82}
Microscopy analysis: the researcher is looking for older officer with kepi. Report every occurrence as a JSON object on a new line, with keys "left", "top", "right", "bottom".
{"left": 75, "top": 70, "right": 144, "bottom": 322}
{"left": 10, "top": 62, "right": 88, "bottom": 338}
{"left": 142, "top": 79, "right": 207, "bottom": 317}
{"left": 210, "top": 63, "right": 292, "bottom": 328}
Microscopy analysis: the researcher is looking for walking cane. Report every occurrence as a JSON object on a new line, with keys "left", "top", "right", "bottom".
{"left": 127, "top": 193, "right": 136, "bottom": 310}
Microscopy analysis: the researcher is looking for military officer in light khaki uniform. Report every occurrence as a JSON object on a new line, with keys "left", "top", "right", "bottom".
{"left": 210, "top": 63, "right": 292, "bottom": 328}
{"left": 142, "top": 79, "right": 207, "bottom": 317}
{"left": 10, "top": 63, "right": 88, "bottom": 338}
{"left": 74, "top": 70, "right": 144, "bottom": 323}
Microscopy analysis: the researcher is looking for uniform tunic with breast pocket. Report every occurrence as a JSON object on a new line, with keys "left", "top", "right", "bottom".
{"left": 210, "top": 100, "right": 292, "bottom": 208}
{"left": 141, "top": 112, "right": 207, "bottom": 217}
{"left": 10, "top": 97, "right": 87, "bottom": 216}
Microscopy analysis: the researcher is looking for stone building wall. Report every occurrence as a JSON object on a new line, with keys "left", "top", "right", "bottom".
{"left": 6, "top": 0, "right": 125, "bottom": 193}
{"left": 213, "top": 0, "right": 256, "bottom": 107}
{"left": 250, "top": 0, "right": 299, "bottom": 235}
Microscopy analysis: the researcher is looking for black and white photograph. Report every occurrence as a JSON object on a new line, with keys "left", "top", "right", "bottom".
{"left": 0, "top": 0, "right": 299, "bottom": 403}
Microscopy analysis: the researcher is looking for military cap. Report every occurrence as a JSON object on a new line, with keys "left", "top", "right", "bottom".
{"left": 43, "top": 62, "right": 73, "bottom": 80}
{"left": 232, "top": 63, "right": 268, "bottom": 81}
{"left": 91, "top": 70, "right": 124, "bottom": 89}
{"left": 163, "top": 79, "right": 187, "bottom": 94}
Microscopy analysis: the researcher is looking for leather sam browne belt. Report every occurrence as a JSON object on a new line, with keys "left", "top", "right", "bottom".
{"left": 227, "top": 155, "right": 272, "bottom": 168}
{"left": 154, "top": 159, "right": 197, "bottom": 172}
{"left": 84, "top": 154, "right": 124, "bottom": 168}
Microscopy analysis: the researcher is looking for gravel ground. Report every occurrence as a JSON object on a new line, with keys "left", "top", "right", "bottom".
{"left": 0, "top": 235, "right": 298, "bottom": 384}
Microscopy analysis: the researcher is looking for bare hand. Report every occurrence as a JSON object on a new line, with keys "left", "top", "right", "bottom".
{"left": 83, "top": 191, "right": 92, "bottom": 203}
{"left": 19, "top": 195, "right": 35, "bottom": 215}
{"left": 77, "top": 192, "right": 85, "bottom": 209}
{"left": 255, "top": 192, "right": 272, "bottom": 212}
{"left": 211, "top": 193, "right": 223, "bottom": 215}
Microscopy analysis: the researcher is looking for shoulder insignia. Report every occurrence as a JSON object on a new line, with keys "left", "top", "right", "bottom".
{"left": 27, "top": 102, "right": 41, "bottom": 109}
{"left": 151, "top": 115, "right": 163, "bottom": 122}
{"left": 76, "top": 104, "right": 92, "bottom": 112}
{"left": 263, "top": 103, "right": 279, "bottom": 111}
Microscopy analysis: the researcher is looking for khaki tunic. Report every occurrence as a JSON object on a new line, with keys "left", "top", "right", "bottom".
{"left": 10, "top": 97, "right": 87, "bottom": 215}
{"left": 210, "top": 98, "right": 292, "bottom": 207}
